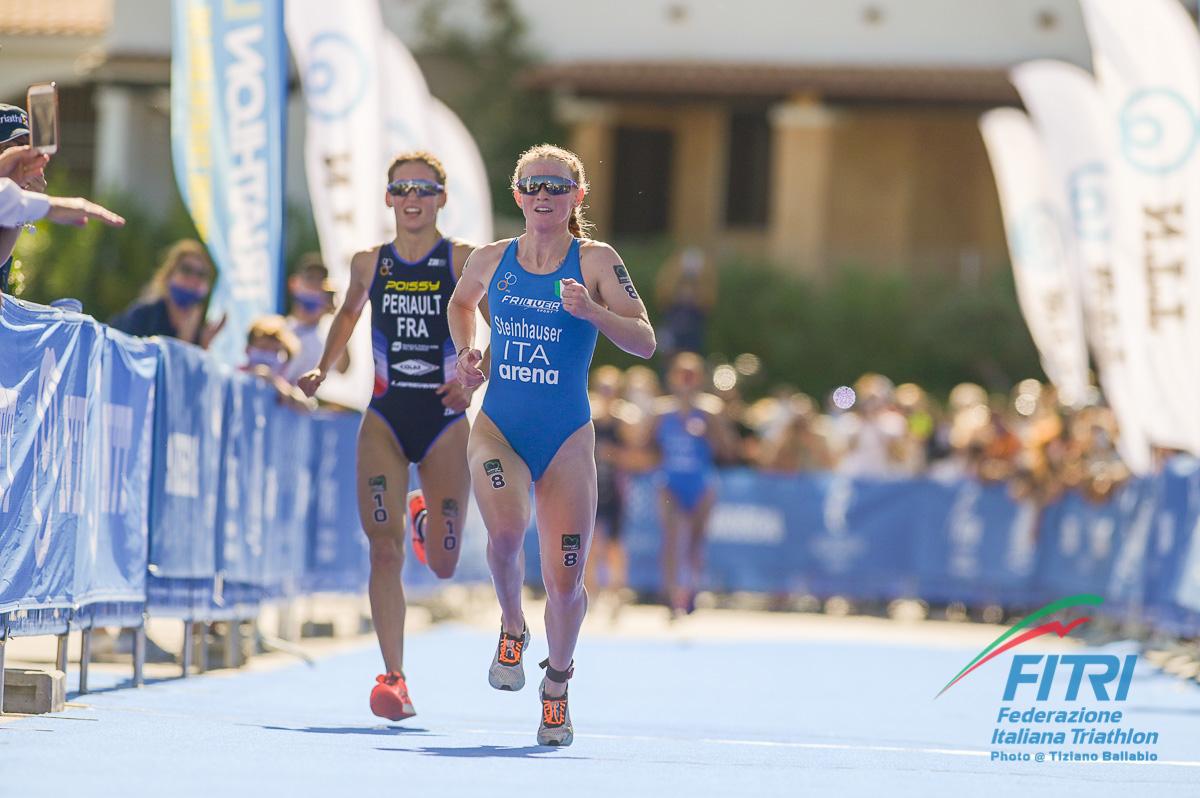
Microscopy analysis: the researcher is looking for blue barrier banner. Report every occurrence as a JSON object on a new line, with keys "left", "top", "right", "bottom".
{"left": 72, "top": 328, "right": 158, "bottom": 628}
{"left": 0, "top": 299, "right": 100, "bottom": 628}
{"left": 213, "top": 372, "right": 274, "bottom": 613}
{"left": 790, "top": 475, "right": 922, "bottom": 599}
{"left": 916, "top": 479, "right": 1038, "bottom": 607}
{"left": 305, "top": 411, "right": 369, "bottom": 593}
{"left": 1103, "top": 476, "right": 1162, "bottom": 618}
{"left": 619, "top": 471, "right": 922, "bottom": 599}
{"left": 618, "top": 469, "right": 808, "bottom": 595}
{"left": 262, "top": 404, "right": 314, "bottom": 599}
{"left": 1142, "top": 460, "right": 1200, "bottom": 633}
{"left": 170, "top": 0, "right": 288, "bottom": 365}
{"left": 146, "top": 338, "right": 228, "bottom": 615}
{"left": 1029, "top": 478, "right": 1160, "bottom": 614}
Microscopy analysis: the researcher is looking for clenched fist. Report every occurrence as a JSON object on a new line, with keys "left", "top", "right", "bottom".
{"left": 560, "top": 277, "right": 598, "bottom": 322}
{"left": 456, "top": 348, "right": 486, "bottom": 389}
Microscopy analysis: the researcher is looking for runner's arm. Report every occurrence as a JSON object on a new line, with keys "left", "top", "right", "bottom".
{"left": 297, "top": 249, "right": 374, "bottom": 396}
{"left": 579, "top": 242, "right": 656, "bottom": 359}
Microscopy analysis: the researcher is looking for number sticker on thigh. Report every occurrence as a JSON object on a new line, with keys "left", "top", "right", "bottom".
{"left": 483, "top": 458, "right": 506, "bottom": 489}
{"left": 369, "top": 475, "right": 388, "bottom": 522}
{"left": 562, "top": 534, "right": 580, "bottom": 567}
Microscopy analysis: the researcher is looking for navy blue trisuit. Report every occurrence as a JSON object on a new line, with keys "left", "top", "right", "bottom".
{"left": 481, "top": 237, "right": 599, "bottom": 481}
{"left": 367, "top": 238, "right": 463, "bottom": 462}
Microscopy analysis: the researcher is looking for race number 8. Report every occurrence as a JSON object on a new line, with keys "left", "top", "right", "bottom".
{"left": 491, "top": 473, "right": 506, "bottom": 489}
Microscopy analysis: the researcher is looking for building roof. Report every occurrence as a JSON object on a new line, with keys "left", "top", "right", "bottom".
{"left": 0, "top": 0, "right": 112, "bottom": 36}
{"left": 523, "top": 61, "right": 1021, "bottom": 105}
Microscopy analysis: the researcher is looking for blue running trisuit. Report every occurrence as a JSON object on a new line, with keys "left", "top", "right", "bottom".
{"left": 656, "top": 408, "right": 717, "bottom": 511}
{"left": 482, "top": 238, "right": 598, "bottom": 480}
{"left": 367, "top": 238, "right": 464, "bottom": 462}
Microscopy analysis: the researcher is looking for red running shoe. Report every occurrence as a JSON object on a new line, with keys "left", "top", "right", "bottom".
{"left": 370, "top": 671, "right": 416, "bottom": 720}
{"left": 407, "top": 490, "right": 428, "bottom": 565}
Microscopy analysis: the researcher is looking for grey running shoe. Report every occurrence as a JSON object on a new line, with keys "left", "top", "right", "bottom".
{"left": 488, "top": 623, "right": 530, "bottom": 691}
{"left": 536, "top": 659, "right": 574, "bottom": 747}
{"left": 537, "top": 679, "right": 573, "bottom": 746}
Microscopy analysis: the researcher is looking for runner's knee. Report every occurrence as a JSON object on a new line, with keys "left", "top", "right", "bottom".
{"left": 487, "top": 528, "right": 526, "bottom": 561}
{"left": 425, "top": 547, "right": 458, "bottom": 579}
{"left": 367, "top": 534, "right": 404, "bottom": 572}
{"left": 544, "top": 566, "right": 585, "bottom": 605}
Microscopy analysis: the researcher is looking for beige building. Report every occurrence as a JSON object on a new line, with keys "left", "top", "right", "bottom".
{"left": 450, "top": 0, "right": 1102, "bottom": 279}
{"left": 526, "top": 63, "right": 1018, "bottom": 278}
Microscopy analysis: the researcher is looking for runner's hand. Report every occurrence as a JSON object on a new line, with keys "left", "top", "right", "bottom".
{"left": 297, "top": 368, "right": 326, "bottom": 398}
{"left": 456, "top": 348, "right": 485, "bottom": 389}
{"left": 560, "top": 277, "right": 598, "bottom": 321}
{"left": 436, "top": 380, "right": 474, "bottom": 413}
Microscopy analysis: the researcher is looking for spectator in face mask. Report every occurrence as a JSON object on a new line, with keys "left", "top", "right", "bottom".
{"left": 281, "top": 253, "right": 348, "bottom": 385}
{"left": 242, "top": 314, "right": 312, "bottom": 408}
{"left": 109, "top": 239, "right": 226, "bottom": 348}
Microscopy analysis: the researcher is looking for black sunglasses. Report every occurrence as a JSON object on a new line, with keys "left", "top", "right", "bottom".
{"left": 388, "top": 178, "right": 444, "bottom": 197}
{"left": 514, "top": 175, "right": 578, "bottom": 196}
{"left": 176, "top": 261, "right": 211, "bottom": 280}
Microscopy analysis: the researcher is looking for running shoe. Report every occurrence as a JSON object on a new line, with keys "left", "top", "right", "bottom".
{"left": 537, "top": 660, "right": 575, "bottom": 746}
{"left": 488, "top": 622, "right": 530, "bottom": 691}
{"left": 369, "top": 671, "right": 416, "bottom": 720}
{"left": 407, "top": 490, "right": 427, "bottom": 565}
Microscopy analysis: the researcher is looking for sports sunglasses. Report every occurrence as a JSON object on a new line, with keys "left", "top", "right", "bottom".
{"left": 514, "top": 174, "right": 578, "bottom": 196}
{"left": 387, "top": 178, "right": 444, "bottom": 197}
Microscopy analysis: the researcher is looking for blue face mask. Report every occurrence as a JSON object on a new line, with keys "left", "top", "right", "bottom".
{"left": 168, "top": 283, "right": 207, "bottom": 310}
{"left": 246, "top": 347, "right": 285, "bottom": 374}
{"left": 292, "top": 290, "right": 326, "bottom": 315}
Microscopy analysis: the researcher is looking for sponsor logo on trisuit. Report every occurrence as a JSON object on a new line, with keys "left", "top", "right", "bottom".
{"left": 391, "top": 359, "right": 438, "bottom": 377}
{"left": 385, "top": 280, "right": 441, "bottom": 292}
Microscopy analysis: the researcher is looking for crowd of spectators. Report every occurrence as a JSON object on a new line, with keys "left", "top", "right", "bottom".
{"left": 590, "top": 364, "right": 1133, "bottom": 506}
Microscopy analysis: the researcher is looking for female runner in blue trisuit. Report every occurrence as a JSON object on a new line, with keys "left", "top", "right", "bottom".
{"left": 447, "top": 144, "right": 656, "bottom": 746}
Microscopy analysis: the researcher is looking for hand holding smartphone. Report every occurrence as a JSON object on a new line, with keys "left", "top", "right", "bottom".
{"left": 26, "top": 82, "right": 58, "bottom": 156}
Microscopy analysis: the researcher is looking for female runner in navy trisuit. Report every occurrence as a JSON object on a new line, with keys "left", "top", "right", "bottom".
{"left": 447, "top": 144, "right": 655, "bottom": 745}
{"left": 299, "top": 152, "right": 479, "bottom": 722}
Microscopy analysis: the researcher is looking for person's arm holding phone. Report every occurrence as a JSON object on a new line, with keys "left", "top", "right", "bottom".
{"left": 26, "top": 83, "right": 58, "bottom": 156}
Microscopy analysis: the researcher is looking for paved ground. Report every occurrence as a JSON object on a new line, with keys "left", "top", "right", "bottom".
{"left": 2, "top": 605, "right": 1199, "bottom": 797}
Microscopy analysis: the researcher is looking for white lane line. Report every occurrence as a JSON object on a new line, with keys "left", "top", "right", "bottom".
{"left": 461, "top": 728, "right": 1200, "bottom": 768}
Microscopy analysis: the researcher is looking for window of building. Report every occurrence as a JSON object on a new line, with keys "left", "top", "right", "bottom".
{"left": 724, "top": 110, "right": 771, "bottom": 228}
{"left": 612, "top": 127, "right": 673, "bottom": 236}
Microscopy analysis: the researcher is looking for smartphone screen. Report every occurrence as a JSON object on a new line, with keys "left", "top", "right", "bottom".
{"left": 26, "top": 83, "right": 58, "bottom": 155}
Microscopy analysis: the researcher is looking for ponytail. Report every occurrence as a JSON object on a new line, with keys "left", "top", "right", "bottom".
{"left": 568, "top": 204, "right": 594, "bottom": 239}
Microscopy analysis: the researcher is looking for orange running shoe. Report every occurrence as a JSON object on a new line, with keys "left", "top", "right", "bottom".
{"left": 537, "top": 659, "right": 574, "bottom": 746}
{"left": 407, "top": 490, "right": 428, "bottom": 565}
{"left": 488, "top": 622, "right": 531, "bottom": 691}
{"left": 370, "top": 671, "right": 416, "bottom": 720}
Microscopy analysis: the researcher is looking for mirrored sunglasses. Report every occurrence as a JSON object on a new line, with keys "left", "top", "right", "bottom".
{"left": 514, "top": 175, "right": 578, "bottom": 196}
{"left": 387, "top": 179, "right": 444, "bottom": 197}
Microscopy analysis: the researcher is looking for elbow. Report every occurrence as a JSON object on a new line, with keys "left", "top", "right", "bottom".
{"left": 636, "top": 332, "right": 657, "bottom": 360}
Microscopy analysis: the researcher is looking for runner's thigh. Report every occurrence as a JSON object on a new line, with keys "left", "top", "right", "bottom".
{"left": 533, "top": 423, "right": 598, "bottom": 593}
{"left": 357, "top": 411, "right": 411, "bottom": 544}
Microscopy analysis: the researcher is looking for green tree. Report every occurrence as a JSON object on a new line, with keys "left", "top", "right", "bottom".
{"left": 590, "top": 238, "right": 1042, "bottom": 402}
{"left": 414, "top": 0, "right": 564, "bottom": 216}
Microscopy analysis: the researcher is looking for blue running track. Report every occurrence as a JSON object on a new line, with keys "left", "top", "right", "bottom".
{"left": 2, "top": 623, "right": 1199, "bottom": 797}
